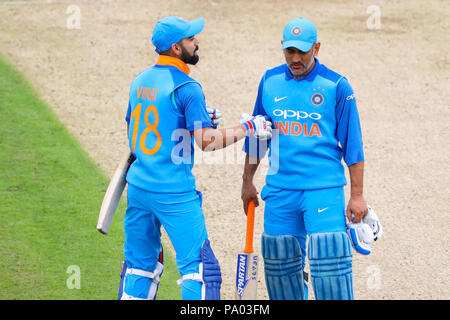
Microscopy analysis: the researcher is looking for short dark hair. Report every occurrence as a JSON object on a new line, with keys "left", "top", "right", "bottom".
{"left": 158, "top": 39, "right": 184, "bottom": 56}
{"left": 159, "top": 49, "right": 171, "bottom": 56}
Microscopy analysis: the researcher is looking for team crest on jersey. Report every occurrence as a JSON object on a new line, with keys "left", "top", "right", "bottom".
{"left": 291, "top": 26, "right": 302, "bottom": 36}
{"left": 311, "top": 92, "right": 324, "bottom": 106}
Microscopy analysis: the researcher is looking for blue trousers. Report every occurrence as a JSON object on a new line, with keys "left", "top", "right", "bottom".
{"left": 261, "top": 184, "right": 347, "bottom": 268}
{"left": 122, "top": 184, "right": 207, "bottom": 299}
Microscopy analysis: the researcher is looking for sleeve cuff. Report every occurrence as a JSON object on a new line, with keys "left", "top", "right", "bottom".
{"left": 344, "top": 151, "right": 365, "bottom": 167}
{"left": 187, "top": 120, "right": 213, "bottom": 132}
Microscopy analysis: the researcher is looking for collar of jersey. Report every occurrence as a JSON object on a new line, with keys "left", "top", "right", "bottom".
{"left": 285, "top": 57, "right": 320, "bottom": 81}
{"left": 156, "top": 55, "right": 191, "bottom": 75}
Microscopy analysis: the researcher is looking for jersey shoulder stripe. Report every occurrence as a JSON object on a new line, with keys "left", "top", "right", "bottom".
{"left": 316, "top": 64, "right": 345, "bottom": 85}
{"left": 166, "top": 65, "right": 198, "bottom": 88}
{"left": 264, "top": 64, "right": 288, "bottom": 81}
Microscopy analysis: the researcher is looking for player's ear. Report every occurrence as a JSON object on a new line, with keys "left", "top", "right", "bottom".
{"left": 171, "top": 42, "right": 182, "bottom": 57}
{"left": 313, "top": 42, "right": 321, "bottom": 56}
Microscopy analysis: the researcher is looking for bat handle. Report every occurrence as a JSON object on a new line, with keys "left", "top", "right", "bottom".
{"left": 243, "top": 200, "right": 256, "bottom": 253}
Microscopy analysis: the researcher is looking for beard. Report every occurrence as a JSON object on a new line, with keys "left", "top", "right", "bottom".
{"left": 180, "top": 44, "right": 200, "bottom": 65}
{"left": 289, "top": 50, "right": 315, "bottom": 77}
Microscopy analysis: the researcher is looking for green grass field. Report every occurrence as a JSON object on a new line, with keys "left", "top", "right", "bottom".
{"left": 0, "top": 54, "right": 180, "bottom": 299}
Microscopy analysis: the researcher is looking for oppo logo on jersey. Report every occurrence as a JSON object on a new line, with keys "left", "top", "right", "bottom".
{"left": 272, "top": 109, "right": 322, "bottom": 137}
{"left": 273, "top": 108, "right": 322, "bottom": 120}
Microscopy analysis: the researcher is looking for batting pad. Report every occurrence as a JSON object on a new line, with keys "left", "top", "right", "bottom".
{"left": 261, "top": 233, "right": 305, "bottom": 300}
{"left": 118, "top": 248, "right": 164, "bottom": 300}
{"left": 176, "top": 239, "right": 222, "bottom": 300}
{"left": 308, "top": 232, "right": 353, "bottom": 300}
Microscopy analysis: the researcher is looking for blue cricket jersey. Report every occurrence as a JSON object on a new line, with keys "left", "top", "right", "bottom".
{"left": 244, "top": 58, "right": 364, "bottom": 190}
{"left": 125, "top": 55, "right": 212, "bottom": 193}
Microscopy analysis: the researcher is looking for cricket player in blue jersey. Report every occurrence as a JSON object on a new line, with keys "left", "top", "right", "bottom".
{"left": 241, "top": 17, "right": 380, "bottom": 300}
{"left": 118, "top": 16, "right": 271, "bottom": 300}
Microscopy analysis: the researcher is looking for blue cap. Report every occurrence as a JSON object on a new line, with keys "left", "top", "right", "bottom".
{"left": 281, "top": 17, "right": 317, "bottom": 52}
{"left": 152, "top": 16, "right": 205, "bottom": 53}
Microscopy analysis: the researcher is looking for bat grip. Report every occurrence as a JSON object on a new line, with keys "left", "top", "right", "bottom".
{"left": 243, "top": 200, "right": 256, "bottom": 253}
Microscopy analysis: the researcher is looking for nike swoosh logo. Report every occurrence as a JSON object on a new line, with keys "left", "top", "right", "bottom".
{"left": 274, "top": 96, "right": 288, "bottom": 102}
{"left": 318, "top": 207, "right": 328, "bottom": 213}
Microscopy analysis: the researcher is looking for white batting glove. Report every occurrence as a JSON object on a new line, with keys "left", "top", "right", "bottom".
{"left": 347, "top": 221, "right": 374, "bottom": 255}
{"left": 240, "top": 113, "right": 272, "bottom": 140}
{"left": 240, "top": 113, "right": 252, "bottom": 123}
{"left": 206, "top": 107, "right": 221, "bottom": 128}
{"left": 347, "top": 205, "right": 382, "bottom": 255}
{"left": 363, "top": 205, "right": 383, "bottom": 240}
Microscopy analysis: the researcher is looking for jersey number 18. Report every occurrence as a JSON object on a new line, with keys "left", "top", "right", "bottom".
{"left": 129, "top": 103, "right": 162, "bottom": 155}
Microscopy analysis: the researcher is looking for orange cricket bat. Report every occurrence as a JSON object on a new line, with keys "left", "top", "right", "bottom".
{"left": 235, "top": 200, "right": 259, "bottom": 299}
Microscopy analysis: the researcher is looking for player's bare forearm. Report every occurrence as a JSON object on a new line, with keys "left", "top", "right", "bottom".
{"left": 193, "top": 125, "right": 248, "bottom": 151}
{"left": 241, "top": 154, "right": 261, "bottom": 214}
{"left": 243, "top": 154, "right": 260, "bottom": 183}
{"left": 349, "top": 161, "right": 364, "bottom": 196}
{"left": 347, "top": 161, "right": 367, "bottom": 222}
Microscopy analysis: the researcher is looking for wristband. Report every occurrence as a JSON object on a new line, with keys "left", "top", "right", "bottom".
{"left": 243, "top": 120, "right": 255, "bottom": 135}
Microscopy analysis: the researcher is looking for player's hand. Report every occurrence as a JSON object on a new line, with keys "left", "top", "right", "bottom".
{"left": 206, "top": 107, "right": 221, "bottom": 128}
{"left": 240, "top": 113, "right": 272, "bottom": 140}
{"left": 346, "top": 195, "right": 367, "bottom": 223}
{"left": 241, "top": 180, "right": 259, "bottom": 216}
{"left": 252, "top": 115, "right": 272, "bottom": 140}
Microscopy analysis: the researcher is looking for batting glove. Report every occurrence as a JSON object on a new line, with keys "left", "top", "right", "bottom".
{"left": 347, "top": 205, "right": 382, "bottom": 255}
{"left": 206, "top": 107, "right": 221, "bottom": 128}
{"left": 240, "top": 113, "right": 252, "bottom": 123}
{"left": 347, "top": 221, "right": 374, "bottom": 255}
{"left": 240, "top": 113, "right": 272, "bottom": 140}
{"left": 363, "top": 205, "right": 383, "bottom": 240}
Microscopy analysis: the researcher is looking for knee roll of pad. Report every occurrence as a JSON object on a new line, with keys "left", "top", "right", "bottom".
{"left": 261, "top": 233, "right": 305, "bottom": 300}
{"left": 177, "top": 239, "right": 222, "bottom": 300}
{"left": 308, "top": 232, "right": 353, "bottom": 300}
{"left": 201, "top": 239, "right": 222, "bottom": 300}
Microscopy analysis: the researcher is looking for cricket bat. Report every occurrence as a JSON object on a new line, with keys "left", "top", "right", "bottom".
{"left": 96, "top": 151, "right": 135, "bottom": 234}
{"left": 235, "top": 200, "right": 259, "bottom": 300}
